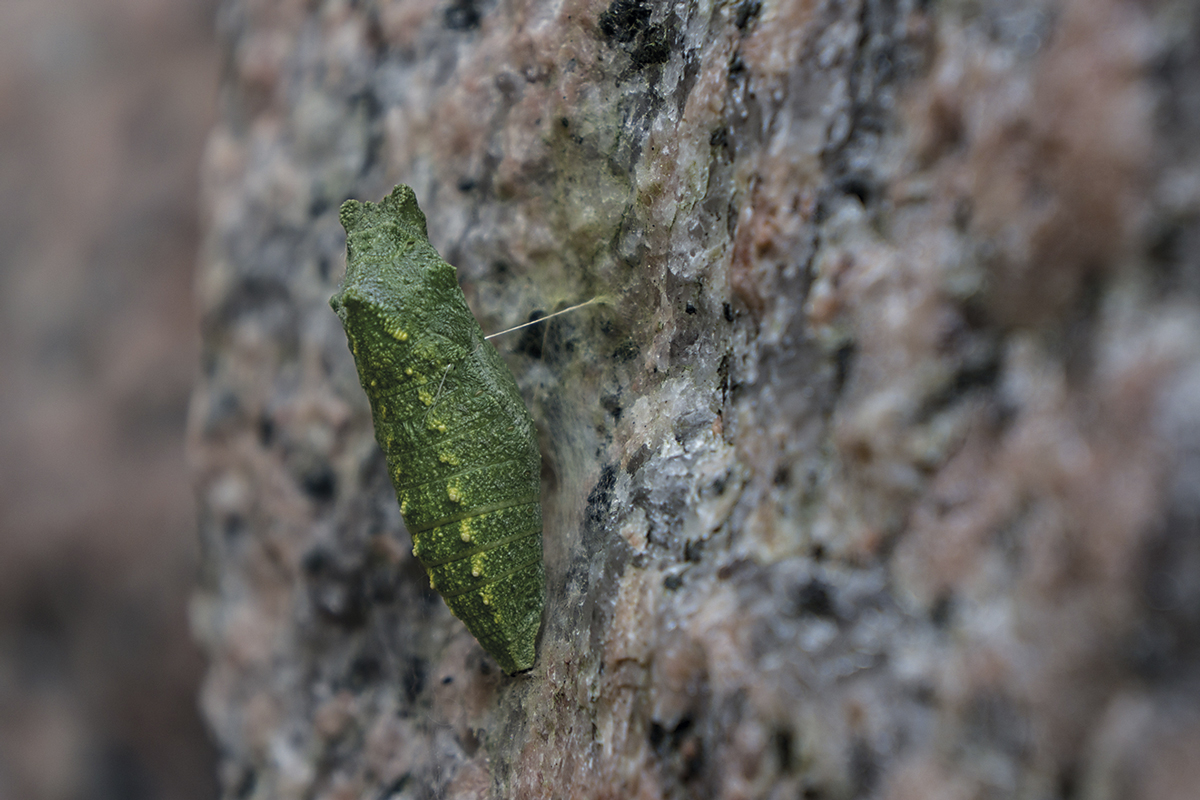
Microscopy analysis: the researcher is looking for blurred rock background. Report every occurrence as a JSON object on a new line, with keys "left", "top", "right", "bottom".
{"left": 0, "top": 1, "right": 219, "bottom": 799}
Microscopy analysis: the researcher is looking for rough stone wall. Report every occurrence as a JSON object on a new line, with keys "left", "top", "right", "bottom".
{"left": 188, "top": 0, "right": 1200, "bottom": 798}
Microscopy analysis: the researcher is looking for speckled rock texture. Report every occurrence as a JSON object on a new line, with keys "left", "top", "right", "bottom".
{"left": 188, "top": 0, "right": 1200, "bottom": 797}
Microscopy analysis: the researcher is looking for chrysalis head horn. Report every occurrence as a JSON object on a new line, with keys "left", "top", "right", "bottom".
{"left": 380, "top": 185, "right": 428, "bottom": 238}
{"left": 339, "top": 199, "right": 364, "bottom": 232}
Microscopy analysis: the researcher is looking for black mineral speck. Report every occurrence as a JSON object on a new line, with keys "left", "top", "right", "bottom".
{"left": 401, "top": 656, "right": 426, "bottom": 702}
{"left": 834, "top": 341, "right": 857, "bottom": 394}
{"left": 648, "top": 717, "right": 703, "bottom": 782}
{"left": 735, "top": 0, "right": 762, "bottom": 30}
{"left": 598, "top": 0, "right": 651, "bottom": 43}
{"left": 613, "top": 339, "right": 640, "bottom": 362}
{"left": 344, "top": 654, "right": 383, "bottom": 691}
{"left": 303, "top": 549, "right": 366, "bottom": 627}
{"left": 515, "top": 311, "right": 548, "bottom": 359}
{"left": 444, "top": 0, "right": 481, "bottom": 30}
{"left": 836, "top": 173, "right": 874, "bottom": 205}
{"left": 300, "top": 465, "right": 337, "bottom": 502}
{"left": 257, "top": 414, "right": 274, "bottom": 446}
{"left": 601, "top": 393, "right": 623, "bottom": 421}
{"left": 631, "top": 25, "right": 670, "bottom": 68}
{"left": 792, "top": 578, "right": 835, "bottom": 618}
{"left": 598, "top": 0, "right": 671, "bottom": 70}
{"left": 773, "top": 728, "right": 794, "bottom": 772}
{"left": 930, "top": 592, "right": 954, "bottom": 628}
{"left": 585, "top": 464, "right": 617, "bottom": 524}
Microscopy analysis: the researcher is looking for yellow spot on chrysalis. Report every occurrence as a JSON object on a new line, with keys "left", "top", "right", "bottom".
{"left": 439, "top": 451, "right": 460, "bottom": 466}
{"left": 418, "top": 389, "right": 433, "bottom": 406}
{"left": 471, "top": 555, "right": 485, "bottom": 578}
{"left": 391, "top": 328, "right": 408, "bottom": 341}
{"left": 447, "top": 483, "right": 462, "bottom": 503}
{"left": 459, "top": 520, "right": 473, "bottom": 543}
{"left": 405, "top": 367, "right": 413, "bottom": 376}
{"left": 370, "top": 379, "right": 377, "bottom": 387}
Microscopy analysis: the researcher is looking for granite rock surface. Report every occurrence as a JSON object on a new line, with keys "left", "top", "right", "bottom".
{"left": 190, "top": 0, "right": 1200, "bottom": 797}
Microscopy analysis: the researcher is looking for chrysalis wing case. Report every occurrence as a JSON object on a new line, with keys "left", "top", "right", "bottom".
{"left": 330, "top": 185, "right": 544, "bottom": 674}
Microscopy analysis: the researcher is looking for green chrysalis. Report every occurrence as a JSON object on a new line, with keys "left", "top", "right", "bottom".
{"left": 330, "top": 185, "right": 544, "bottom": 674}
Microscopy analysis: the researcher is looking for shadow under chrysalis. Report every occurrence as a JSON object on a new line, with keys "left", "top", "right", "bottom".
{"left": 330, "top": 185, "right": 544, "bottom": 674}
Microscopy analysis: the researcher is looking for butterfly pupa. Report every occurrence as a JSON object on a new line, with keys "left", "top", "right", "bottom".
{"left": 330, "top": 185, "right": 543, "bottom": 674}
